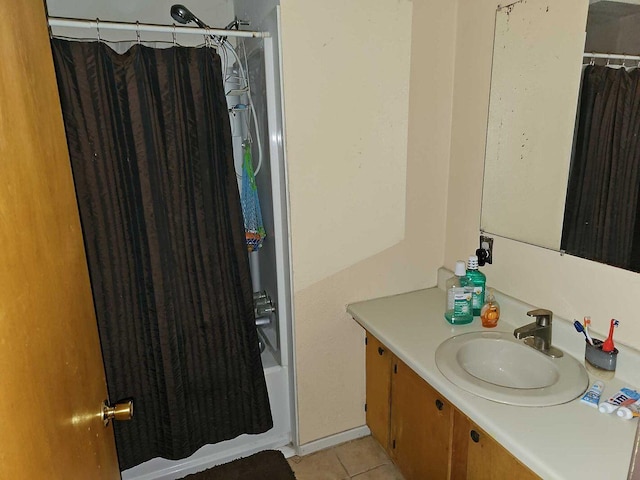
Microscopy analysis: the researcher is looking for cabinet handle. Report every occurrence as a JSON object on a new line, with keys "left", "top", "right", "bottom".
{"left": 378, "top": 347, "right": 385, "bottom": 356}
{"left": 435, "top": 399, "right": 444, "bottom": 411}
{"left": 470, "top": 430, "right": 480, "bottom": 443}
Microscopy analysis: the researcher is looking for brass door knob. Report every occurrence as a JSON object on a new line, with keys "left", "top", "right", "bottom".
{"left": 102, "top": 400, "right": 134, "bottom": 426}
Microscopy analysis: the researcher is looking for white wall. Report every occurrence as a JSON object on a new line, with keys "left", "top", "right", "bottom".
{"left": 279, "top": 0, "right": 456, "bottom": 444}
{"left": 47, "top": 0, "right": 234, "bottom": 25}
{"left": 279, "top": 2, "right": 410, "bottom": 293}
{"left": 447, "top": 0, "right": 640, "bottom": 352}
{"left": 46, "top": 0, "right": 235, "bottom": 46}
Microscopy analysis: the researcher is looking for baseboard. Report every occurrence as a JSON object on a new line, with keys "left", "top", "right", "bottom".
{"left": 278, "top": 444, "right": 297, "bottom": 459}
{"left": 295, "top": 425, "right": 371, "bottom": 457}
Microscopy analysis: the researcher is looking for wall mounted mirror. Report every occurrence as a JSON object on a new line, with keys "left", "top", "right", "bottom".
{"left": 481, "top": 0, "right": 640, "bottom": 272}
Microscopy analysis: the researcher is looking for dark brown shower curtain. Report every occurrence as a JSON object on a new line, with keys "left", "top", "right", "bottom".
{"left": 50, "top": 39, "right": 272, "bottom": 469}
{"left": 562, "top": 65, "right": 640, "bottom": 271}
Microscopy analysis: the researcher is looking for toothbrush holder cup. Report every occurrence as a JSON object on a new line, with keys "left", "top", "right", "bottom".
{"left": 584, "top": 339, "right": 618, "bottom": 380}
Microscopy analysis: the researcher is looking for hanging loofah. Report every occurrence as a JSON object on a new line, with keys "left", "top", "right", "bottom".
{"left": 241, "top": 141, "right": 266, "bottom": 251}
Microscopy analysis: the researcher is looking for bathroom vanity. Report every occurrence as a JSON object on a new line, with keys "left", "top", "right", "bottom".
{"left": 347, "top": 276, "right": 640, "bottom": 480}
{"left": 365, "top": 331, "right": 538, "bottom": 480}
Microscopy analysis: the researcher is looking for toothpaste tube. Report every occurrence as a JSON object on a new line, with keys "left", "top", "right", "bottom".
{"left": 580, "top": 381, "right": 604, "bottom": 408}
{"left": 617, "top": 399, "right": 640, "bottom": 420}
{"left": 598, "top": 387, "right": 640, "bottom": 414}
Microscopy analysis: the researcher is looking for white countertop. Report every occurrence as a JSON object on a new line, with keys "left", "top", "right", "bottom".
{"left": 347, "top": 283, "right": 640, "bottom": 480}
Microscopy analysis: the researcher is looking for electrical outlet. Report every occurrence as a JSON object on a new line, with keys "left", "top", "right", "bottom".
{"left": 479, "top": 235, "right": 493, "bottom": 265}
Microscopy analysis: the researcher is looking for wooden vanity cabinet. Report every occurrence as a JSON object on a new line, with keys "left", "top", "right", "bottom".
{"left": 451, "top": 410, "right": 539, "bottom": 480}
{"left": 364, "top": 330, "right": 540, "bottom": 480}
{"left": 365, "top": 333, "right": 392, "bottom": 448}
{"left": 365, "top": 332, "right": 453, "bottom": 480}
{"left": 390, "top": 357, "right": 453, "bottom": 480}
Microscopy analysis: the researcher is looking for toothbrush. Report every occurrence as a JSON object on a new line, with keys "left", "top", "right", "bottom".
{"left": 573, "top": 320, "right": 593, "bottom": 345}
{"left": 602, "top": 319, "right": 619, "bottom": 352}
{"left": 583, "top": 316, "right": 595, "bottom": 346}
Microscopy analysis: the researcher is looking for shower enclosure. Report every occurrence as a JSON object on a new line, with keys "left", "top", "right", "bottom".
{"left": 46, "top": 1, "right": 294, "bottom": 478}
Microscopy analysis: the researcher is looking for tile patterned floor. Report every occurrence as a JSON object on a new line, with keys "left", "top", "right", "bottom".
{"left": 287, "top": 436, "right": 405, "bottom": 480}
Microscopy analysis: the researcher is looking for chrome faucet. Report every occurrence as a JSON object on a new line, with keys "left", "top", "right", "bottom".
{"left": 514, "top": 308, "right": 563, "bottom": 358}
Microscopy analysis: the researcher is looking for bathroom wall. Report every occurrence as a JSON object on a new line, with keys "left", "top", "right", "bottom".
{"left": 46, "top": 0, "right": 235, "bottom": 46}
{"left": 46, "top": 0, "right": 234, "bottom": 26}
{"left": 278, "top": 0, "right": 456, "bottom": 444}
{"left": 446, "top": 0, "right": 640, "bottom": 351}
{"left": 279, "top": 2, "right": 410, "bottom": 293}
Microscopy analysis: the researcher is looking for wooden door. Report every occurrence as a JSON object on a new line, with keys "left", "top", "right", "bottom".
{"left": 451, "top": 410, "right": 539, "bottom": 480}
{"left": 390, "top": 358, "right": 453, "bottom": 480}
{"left": 0, "top": 1, "right": 121, "bottom": 478}
{"left": 365, "top": 332, "right": 392, "bottom": 450}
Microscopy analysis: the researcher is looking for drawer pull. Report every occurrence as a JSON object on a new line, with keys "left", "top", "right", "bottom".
{"left": 470, "top": 430, "right": 480, "bottom": 443}
{"left": 435, "top": 399, "right": 444, "bottom": 411}
{"left": 378, "top": 347, "right": 385, "bottom": 356}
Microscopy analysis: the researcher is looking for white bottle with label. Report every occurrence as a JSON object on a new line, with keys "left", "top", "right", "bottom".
{"left": 444, "top": 260, "right": 473, "bottom": 325}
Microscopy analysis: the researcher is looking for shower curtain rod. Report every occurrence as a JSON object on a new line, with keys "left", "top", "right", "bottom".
{"left": 47, "top": 17, "right": 270, "bottom": 39}
{"left": 584, "top": 52, "right": 640, "bottom": 62}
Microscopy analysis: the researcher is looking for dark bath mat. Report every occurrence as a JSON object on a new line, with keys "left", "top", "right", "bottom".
{"left": 179, "top": 450, "right": 296, "bottom": 480}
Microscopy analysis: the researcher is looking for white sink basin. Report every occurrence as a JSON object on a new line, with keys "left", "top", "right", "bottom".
{"left": 435, "top": 331, "right": 588, "bottom": 406}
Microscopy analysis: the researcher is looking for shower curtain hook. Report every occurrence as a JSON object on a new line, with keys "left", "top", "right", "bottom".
{"left": 96, "top": 18, "right": 101, "bottom": 42}
{"left": 136, "top": 21, "right": 141, "bottom": 44}
{"left": 172, "top": 23, "right": 177, "bottom": 46}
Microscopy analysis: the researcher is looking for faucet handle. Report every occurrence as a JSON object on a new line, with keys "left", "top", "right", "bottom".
{"left": 527, "top": 308, "right": 553, "bottom": 326}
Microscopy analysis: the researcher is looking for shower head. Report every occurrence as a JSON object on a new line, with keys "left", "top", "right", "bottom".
{"left": 170, "top": 4, "right": 209, "bottom": 29}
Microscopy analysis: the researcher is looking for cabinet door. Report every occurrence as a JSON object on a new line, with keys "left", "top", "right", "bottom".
{"left": 365, "top": 332, "right": 393, "bottom": 450}
{"left": 451, "top": 409, "right": 540, "bottom": 480}
{"left": 390, "top": 358, "right": 453, "bottom": 480}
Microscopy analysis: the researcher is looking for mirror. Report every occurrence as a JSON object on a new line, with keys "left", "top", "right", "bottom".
{"left": 481, "top": 0, "right": 588, "bottom": 250}
{"left": 481, "top": 0, "right": 640, "bottom": 271}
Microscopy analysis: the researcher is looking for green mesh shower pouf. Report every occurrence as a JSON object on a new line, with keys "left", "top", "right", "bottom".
{"left": 241, "top": 142, "right": 266, "bottom": 251}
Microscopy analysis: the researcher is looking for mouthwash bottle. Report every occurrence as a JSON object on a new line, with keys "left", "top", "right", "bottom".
{"left": 466, "top": 255, "right": 486, "bottom": 316}
{"left": 444, "top": 260, "right": 473, "bottom": 325}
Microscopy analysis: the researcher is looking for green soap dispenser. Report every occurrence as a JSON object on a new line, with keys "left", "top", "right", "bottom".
{"left": 466, "top": 255, "right": 486, "bottom": 316}
{"left": 444, "top": 260, "right": 473, "bottom": 325}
